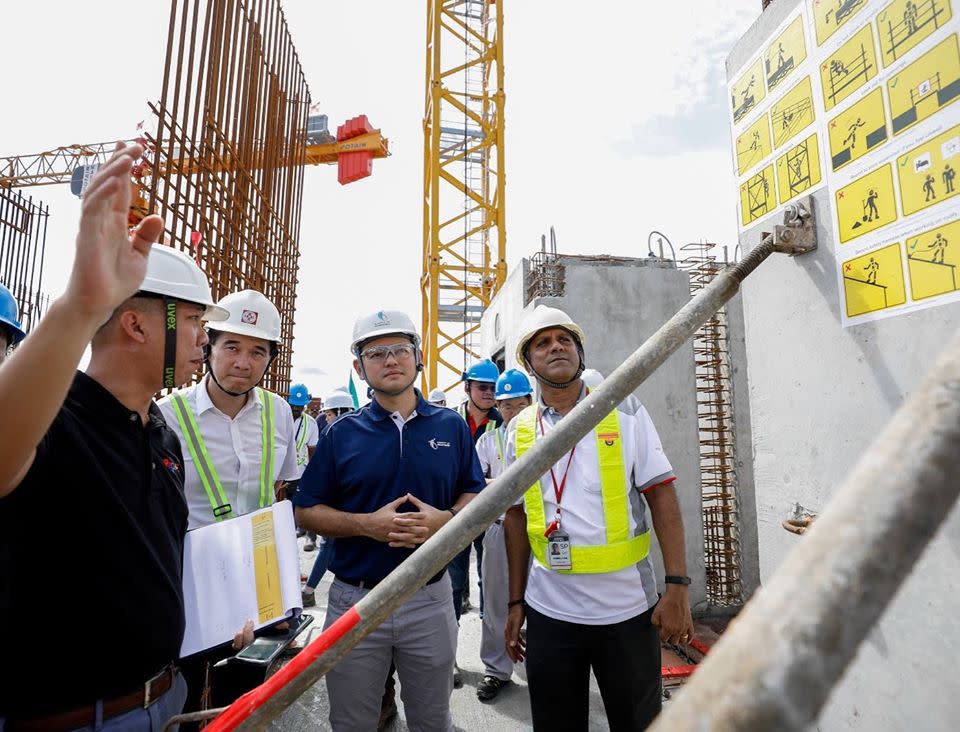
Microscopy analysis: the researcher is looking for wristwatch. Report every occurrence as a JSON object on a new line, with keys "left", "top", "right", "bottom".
{"left": 664, "top": 575, "right": 691, "bottom": 586}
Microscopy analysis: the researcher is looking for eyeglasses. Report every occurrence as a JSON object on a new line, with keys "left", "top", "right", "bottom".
{"left": 472, "top": 382, "right": 496, "bottom": 393}
{"left": 361, "top": 343, "right": 417, "bottom": 363}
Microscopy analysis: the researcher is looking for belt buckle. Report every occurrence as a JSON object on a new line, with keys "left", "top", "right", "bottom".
{"left": 143, "top": 665, "right": 169, "bottom": 709}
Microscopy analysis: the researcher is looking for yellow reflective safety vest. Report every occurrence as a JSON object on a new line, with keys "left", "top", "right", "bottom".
{"left": 515, "top": 404, "right": 651, "bottom": 574}
{"left": 169, "top": 387, "right": 276, "bottom": 521}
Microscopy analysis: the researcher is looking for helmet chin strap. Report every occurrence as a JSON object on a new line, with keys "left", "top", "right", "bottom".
{"left": 162, "top": 297, "right": 178, "bottom": 390}
{"left": 204, "top": 346, "right": 277, "bottom": 398}
{"left": 527, "top": 345, "right": 586, "bottom": 389}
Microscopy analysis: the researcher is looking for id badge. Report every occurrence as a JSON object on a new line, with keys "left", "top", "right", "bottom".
{"left": 546, "top": 531, "right": 572, "bottom": 571}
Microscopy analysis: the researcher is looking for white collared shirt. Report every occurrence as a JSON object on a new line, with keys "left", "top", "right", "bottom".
{"left": 293, "top": 413, "right": 320, "bottom": 477}
{"left": 504, "top": 390, "right": 675, "bottom": 625}
{"left": 159, "top": 376, "right": 300, "bottom": 529}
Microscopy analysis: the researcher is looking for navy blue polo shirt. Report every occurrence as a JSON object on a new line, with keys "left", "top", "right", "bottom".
{"left": 294, "top": 390, "right": 485, "bottom": 583}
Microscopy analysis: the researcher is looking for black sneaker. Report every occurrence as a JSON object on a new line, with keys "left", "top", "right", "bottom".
{"left": 477, "top": 675, "right": 511, "bottom": 702}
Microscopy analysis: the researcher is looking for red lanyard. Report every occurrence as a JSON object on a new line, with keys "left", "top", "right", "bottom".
{"left": 538, "top": 409, "right": 576, "bottom": 536}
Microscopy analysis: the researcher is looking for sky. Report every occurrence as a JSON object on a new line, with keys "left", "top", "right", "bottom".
{"left": 2, "top": 0, "right": 761, "bottom": 401}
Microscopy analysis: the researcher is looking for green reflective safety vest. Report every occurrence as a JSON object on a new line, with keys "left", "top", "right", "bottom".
{"left": 459, "top": 403, "right": 497, "bottom": 437}
{"left": 169, "top": 387, "right": 276, "bottom": 521}
{"left": 295, "top": 415, "right": 310, "bottom": 466}
{"left": 515, "top": 404, "right": 650, "bottom": 574}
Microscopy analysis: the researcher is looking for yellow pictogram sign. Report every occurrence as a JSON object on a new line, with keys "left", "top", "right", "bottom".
{"left": 888, "top": 33, "right": 960, "bottom": 135}
{"left": 907, "top": 218, "right": 960, "bottom": 300}
{"left": 777, "top": 133, "right": 823, "bottom": 203}
{"left": 766, "top": 16, "right": 808, "bottom": 92}
{"left": 876, "top": 0, "right": 954, "bottom": 68}
{"left": 835, "top": 164, "right": 898, "bottom": 243}
{"left": 828, "top": 87, "right": 889, "bottom": 171}
{"left": 820, "top": 23, "right": 879, "bottom": 111}
{"left": 771, "top": 76, "right": 816, "bottom": 148}
{"left": 896, "top": 123, "right": 960, "bottom": 216}
{"left": 736, "top": 116, "right": 773, "bottom": 175}
{"left": 732, "top": 57, "right": 767, "bottom": 124}
{"left": 740, "top": 165, "right": 777, "bottom": 226}
{"left": 841, "top": 242, "right": 907, "bottom": 316}
{"left": 813, "top": 0, "right": 870, "bottom": 46}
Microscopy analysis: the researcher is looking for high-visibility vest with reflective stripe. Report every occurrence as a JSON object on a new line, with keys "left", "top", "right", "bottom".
{"left": 459, "top": 403, "right": 497, "bottom": 437}
{"left": 295, "top": 415, "right": 310, "bottom": 466}
{"left": 494, "top": 426, "right": 505, "bottom": 463}
{"left": 515, "top": 404, "right": 650, "bottom": 574}
{"left": 169, "top": 388, "right": 276, "bottom": 521}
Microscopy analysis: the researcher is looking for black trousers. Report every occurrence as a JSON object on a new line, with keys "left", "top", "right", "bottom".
{"left": 525, "top": 604, "right": 662, "bottom": 731}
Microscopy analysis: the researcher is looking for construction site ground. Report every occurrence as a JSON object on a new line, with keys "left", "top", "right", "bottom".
{"left": 271, "top": 538, "right": 707, "bottom": 731}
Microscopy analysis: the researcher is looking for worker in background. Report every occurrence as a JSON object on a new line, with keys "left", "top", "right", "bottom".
{"left": 452, "top": 358, "right": 502, "bottom": 625}
{"left": 582, "top": 368, "right": 641, "bottom": 415}
{"left": 474, "top": 368, "right": 533, "bottom": 702}
{"left": 159, "top": 289, "right": 300, "bottom": 718}
{"left": 0, "top": 143, "right": 227, "bottom": 731}
{"left": 428, "top": 387, "right": 447, "bottom": 406}
{"left": 300, "top": 387, "right": 354, "bottom": 605}
{"left": 294, "top": 309, "right": 485, "bottom": 732}
{"left": 287, "top": 382, "right": 319, "bottom": 503}
{"left": 0, "top": 283, "right": 26, "bottom": 366}
{"left": 503, "top": 305, "right": 695, "bottom": 731}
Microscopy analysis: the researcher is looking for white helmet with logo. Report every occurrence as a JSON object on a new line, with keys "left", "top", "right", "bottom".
{"left": 140, "top": 245, "right": 229, "bottom": 321}
{"left": 515, "top": 305, "right": 586, "bottom": 366}
{"left": 210, "top": 290, "right": 282, "bottom": 343}
{"left": 351, "top": 309, "right": 421, "bottom": 356}
{"left": 323, "top": 389, "right": 355, "bottom": 411}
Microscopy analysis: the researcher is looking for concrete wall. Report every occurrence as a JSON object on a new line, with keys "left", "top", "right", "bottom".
{"left": 481, "top": 255, "right": 709, "bottom": 611}
{"left": 729, "top": 2, "right": 960, "bottom": 729}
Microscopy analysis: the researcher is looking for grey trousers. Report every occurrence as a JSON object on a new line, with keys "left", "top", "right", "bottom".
{"left": 324, "top": 574, "right": 458, "bottom": 732}
{"left": 480, "top": 521, "right": 513, "bottom": 681}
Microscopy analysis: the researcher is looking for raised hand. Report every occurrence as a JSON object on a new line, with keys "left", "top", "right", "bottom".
{"left": 64, "top": 142, "right": 165, "bottom": 326}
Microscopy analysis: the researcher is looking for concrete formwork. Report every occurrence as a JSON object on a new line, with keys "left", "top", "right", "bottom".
{"left": 728, "top": 1, "right": 960, "bottom": 728}
{"left": 481, "top": 254, "right": 710, "bottom": 612}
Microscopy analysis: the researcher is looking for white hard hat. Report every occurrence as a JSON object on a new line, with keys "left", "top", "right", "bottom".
{"left": 515, "top": 305, "right": 586, "bottom": 366}
{"left": 351, "top": 309, "right": 421, "bottom": 356}
{"left": 211, "top": 290, "right": 282, "bottom": 343}
{"left": 140, "top": 245, "right": 228, "bottom": 321}
{"left": 323, "top": 389, "right": 354, "bottom": 411}
{"left": 581, "top": 369, "right": 604, "bottom": 389}
{"left": 428, "top": 387, "right": 447, "bottom": 403}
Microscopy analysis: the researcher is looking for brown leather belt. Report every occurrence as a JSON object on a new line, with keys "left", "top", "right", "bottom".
{"left": 5, "top": 664, "right": 178, "bottom": 732}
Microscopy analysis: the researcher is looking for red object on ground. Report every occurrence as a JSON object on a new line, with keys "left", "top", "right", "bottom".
{"left": 661, "top": 637, "right": 712, "bottom": 680}
{"left": 204, "top": 606, "right": 362, "bottom": 731}
{"left": 336, "top": 115, "right": 374, "bottom": 185}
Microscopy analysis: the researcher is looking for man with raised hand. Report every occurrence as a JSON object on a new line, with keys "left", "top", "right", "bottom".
{"left": 0, "top": 142, "right": 228, "bottom": 731}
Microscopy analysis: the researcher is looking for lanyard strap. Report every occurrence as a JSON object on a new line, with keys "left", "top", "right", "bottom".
{"left": 537, "top": 409, "right": 576, "bottom": 535}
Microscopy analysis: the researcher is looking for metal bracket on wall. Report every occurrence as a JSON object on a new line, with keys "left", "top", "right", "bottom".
{"left": 764, "top": 196, "right": 817, "bottom": 256}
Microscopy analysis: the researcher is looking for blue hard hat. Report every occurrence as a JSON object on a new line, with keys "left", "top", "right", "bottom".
{"left": 462, "top": 358, "right": 500, "bottom": 384}
{"left": 288, "top": 383, "right": 311, "bottom": 406}
{"left": 496, "top": 369, "right": 533, "bottom": 399}
{"left": 0, "top": 284, "right": 26, "bottom": 346}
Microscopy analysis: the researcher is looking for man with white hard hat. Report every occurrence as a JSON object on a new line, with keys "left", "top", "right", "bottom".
{"left": 503, "top": 305, "right": 694, "bottom": 731}
{"left": 0, "top": 143, "right": 225, "bottom": 730}
{"left": 321, "top": 388, "right": 355, "bottom": 425}
{"left": 475, "top": 368, "right": 533, "bottom": 703}
{"left": 159, "top": 289, "right": 300, "bottom": 715}
{"left": 427, "top": 387, "right": 447, "bottom": 407}
{"left": 294, "top": 308, "right": 485, "bottom": 732}
{"left": 0, "top": 283, "right": 27, "bottom": 365}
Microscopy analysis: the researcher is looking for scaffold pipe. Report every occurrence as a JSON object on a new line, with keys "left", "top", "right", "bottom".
{"left": 206, "top": 225, "right": 808, "bottom": 731}
{"left": 645, "top": 330, "right": 960, "bottom": 731}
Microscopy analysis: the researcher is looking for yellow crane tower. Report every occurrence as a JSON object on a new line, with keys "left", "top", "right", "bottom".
{"left": 421, "top": 0, "right": 507, "bottom": 392}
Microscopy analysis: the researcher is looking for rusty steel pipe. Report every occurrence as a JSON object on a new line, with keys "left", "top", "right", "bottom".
{"left": 645, "top": 328, "right": 960, "bottom": 731}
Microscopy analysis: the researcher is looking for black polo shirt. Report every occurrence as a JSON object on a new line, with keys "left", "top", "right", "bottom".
{"left": 0, "top": 371, "right": 188, "bottom": 718}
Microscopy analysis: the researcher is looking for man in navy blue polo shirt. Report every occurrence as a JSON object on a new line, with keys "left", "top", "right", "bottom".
{"left": 294, "top": 309, "right": 485, "bottom": 732}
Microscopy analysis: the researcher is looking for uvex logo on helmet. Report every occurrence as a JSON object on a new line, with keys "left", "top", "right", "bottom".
{"left": 165, "top": 301, "right": 177, "bottom": 331}
{"left": 241, "top": 309, "right": 259, "bottom": 325}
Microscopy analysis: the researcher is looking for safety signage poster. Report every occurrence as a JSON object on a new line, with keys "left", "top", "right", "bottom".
{"left": 729, "top": 0, "right": 960, "bottom": 326}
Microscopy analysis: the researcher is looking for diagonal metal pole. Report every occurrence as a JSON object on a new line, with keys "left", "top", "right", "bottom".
{"left": 645, "top": 330, "right": 960, "bottom": 731}
{"left": 206, "top": 207, "right": 816, "bottom": 731}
